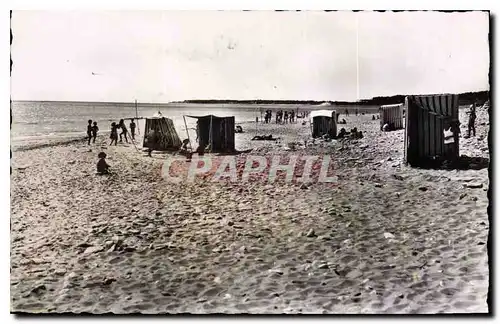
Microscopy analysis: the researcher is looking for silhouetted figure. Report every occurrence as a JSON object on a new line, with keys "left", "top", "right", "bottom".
{"left": 467, "top": 102, "right": 477, "bottom": 137}
{"left": 91, "top": 121, "right": 99, "bottom": 143}
{"left": 110, "top": 122, "right": 118, "bottom": 146}
{"left": 130, "top": 119, "right": 136, "bottom": 140}
{"left": 118, "top": 119, "right": 129, "bottom": 143}
{"left": 97, "top": 152, "right": 110, "bottom": 174}
{"left": 87, "top": 120, "right": 93, "bottom": 145}
{"left": 146, "top": 129, "right": 159, "bottom": 157}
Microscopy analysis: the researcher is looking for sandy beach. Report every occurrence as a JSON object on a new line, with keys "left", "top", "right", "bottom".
{"left": 10, "top": 107, "right": 489, "bottom": 314}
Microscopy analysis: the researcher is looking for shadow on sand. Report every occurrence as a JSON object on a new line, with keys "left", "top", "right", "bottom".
{"left": 414, "top": 155, "right": 489, "bottom": 171}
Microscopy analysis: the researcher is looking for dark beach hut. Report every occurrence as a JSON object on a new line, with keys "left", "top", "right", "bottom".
{"left": 404, "top": 94, "right": 460, "bottom": 167}
{"left": 142, "top": 116, "right": 182, "bottom": 151}
{"left": 379, "top": 103, "right": 404, "bottom": 131}
{"left": 309, "top": 110, "right": 337, "bottom": 138}
{"left": 186, "top": 115, "right": 235, "bottom": 153}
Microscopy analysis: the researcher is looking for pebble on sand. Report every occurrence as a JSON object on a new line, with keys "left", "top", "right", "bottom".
{"left": 306, "top": 229, "right": 316, "bottom": 237}
{"left": 465, "top": 183, "right": 483, "bottom": 189}
{"left": 384, "top": 232, "right": 395, "bottom": 239}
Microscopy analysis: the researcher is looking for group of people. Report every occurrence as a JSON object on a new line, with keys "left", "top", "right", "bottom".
{"left": 86, "top": 120, "right": 99, "bottom": 145}
{"left": 275, "top": 110, "right": 296, "bottom": 124}
{"left": 109, "top": 119, "right": 137, "bottom": 146}
{"left": 262, "top": 110, "right": 298, "bottom": 124}
{"left": 86, "top": 118, "right": 137, "bottom": 146}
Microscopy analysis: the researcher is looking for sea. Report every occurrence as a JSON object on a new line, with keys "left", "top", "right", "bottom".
{"left": 11, "top": 100, "right": 379, "bottom": 148}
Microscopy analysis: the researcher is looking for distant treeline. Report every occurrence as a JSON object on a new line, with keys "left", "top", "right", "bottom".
{"left": 180, "top": 90, "right": 490, "bottom": 106}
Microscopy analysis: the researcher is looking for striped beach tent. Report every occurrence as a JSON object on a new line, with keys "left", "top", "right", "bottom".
{"left": 142, "top": 116, "right": 182, "bottom": 151}
{"left": 404, "top": 94, "right": 460, "bottom": 167}
{"left": 185, "top": 115, "right": 235, "bottom": 153}
{"left": 379, "top": 103, "right": 404, "bottom": 131}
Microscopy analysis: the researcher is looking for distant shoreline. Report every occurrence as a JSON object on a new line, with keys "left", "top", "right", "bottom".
{"left": 11, "top": 90, "right": 489, "bottom": 107}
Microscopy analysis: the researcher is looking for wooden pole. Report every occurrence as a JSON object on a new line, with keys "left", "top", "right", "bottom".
{"left": 135, "top": 99, "right": 140, "bottom": 135}
{"left": 209, "top": 115, "right": 213, "bottom": 153}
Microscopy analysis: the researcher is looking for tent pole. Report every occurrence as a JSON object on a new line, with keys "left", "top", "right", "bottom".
{"left": 183, "top": 115, "right": 192, "bottom": 152}
{"left": 209, "top": 115, "right": 213, "bottom": 153}
{"left": 135, "top": 99, "right": 140, "bottom": 135}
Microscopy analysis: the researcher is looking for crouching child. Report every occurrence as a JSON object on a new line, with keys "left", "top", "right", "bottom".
{"left": 97, "top": 152, "right": 111, "bottom": 175}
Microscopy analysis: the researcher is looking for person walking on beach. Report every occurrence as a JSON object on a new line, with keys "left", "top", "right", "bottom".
{"left": 467, "top": 102, "right": 477, "bottom": 137}
{"left": 130, "top": 119, "right": 136, "bottom": 140}
{"left": 110, "top": 122, "right": 118, "bottom": 146}
{"left": 87, "top": 120, "right": 93, "bottom": 145}
{"left": 91, "top": 121, "right": 99, "bottom": 143}
{"left": 118, "top": 119, "right": 129, "bottom": 143}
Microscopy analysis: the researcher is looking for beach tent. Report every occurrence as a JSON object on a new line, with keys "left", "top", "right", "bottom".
{"left": 379, "top": 103, "right": 404, "bottom": 131}
{"left": 185, "top": 115, "right": 235, "bottom": 153}
{"left": 309, "top": 110, "right": 337, "bottom": 138}
{"left": 142, "top": 116, "right": 182, "bottom": 151}
{"left": 404, "top": 94, "right": 459, "bottom": 167}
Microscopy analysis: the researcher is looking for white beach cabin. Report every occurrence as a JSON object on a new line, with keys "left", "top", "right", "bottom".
{"left": 309, "top": 109, "right": 337, "bottom": 138}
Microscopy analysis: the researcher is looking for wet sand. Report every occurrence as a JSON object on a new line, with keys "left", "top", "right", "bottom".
{"left": 10, "top": 107, "right": 489, "bottom": 314}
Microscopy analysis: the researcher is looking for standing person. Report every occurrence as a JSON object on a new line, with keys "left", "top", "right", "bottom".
{"left": 129, "top": 119, "right": 136, "bottom": 140}
{"left": 91, "top": 121, "right": 99, "bottom": 143}
{"left": 284, "top": 111, "right": 289, "bottom": 124}
{"left": 86, "top": 120, "right": 93, "bottom": 145}
{"left": 110, "top": 122, "right": 118, "bottom": 146}
{"left": 146, "top": 128, "right": 158, "bottom": 157}
{"left": 118, "top": 119, "right": 129, "bottom": 143}
{"left": 467, "top": 101, "right": 477, "bottom": 137}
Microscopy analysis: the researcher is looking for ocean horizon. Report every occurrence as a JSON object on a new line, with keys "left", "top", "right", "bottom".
{"left": 10, "top": 100, "right": 380, "bottom": 148}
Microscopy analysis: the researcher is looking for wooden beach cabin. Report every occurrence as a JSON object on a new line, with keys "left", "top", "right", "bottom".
{"left": 380, "top": 103, "right": 404, "bottom": 131}
{"left": 142, "top": 115, "right": 182, "bottom": 151}
{"left": 185, "top": 115, "right": 235, "bottom": 153}
{"left": 310, "top": 110, "right": 337, "bottom": 138}
{"left": 404, "top": 94, "right": 460, "bottom": 167}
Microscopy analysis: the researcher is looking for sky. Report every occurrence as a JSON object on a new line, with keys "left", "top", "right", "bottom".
{"left": 11, "top": 11, "right": 490, "bottom": 102}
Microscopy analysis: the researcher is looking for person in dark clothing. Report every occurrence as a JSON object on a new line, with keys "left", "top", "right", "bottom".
{"left": 91, "top": 121, "right": 99, "bottom": 143}
{"left": 146, "top": 128, "right": 159, "bottom": 157}
{"left": 87, "top": 120, "right": 93, "bottom": 145}
{"left": 467, "top": 102, "right": 477, "bottom": 137}
{"left": 129, "top": 119, "right": 136, "bottom": 140}
{"left": 110, "top": 122, "right": 118, "bottom": 146}
{"left": 118, "top": 119, "right": 129, "bottom": 143}
{"left": 97, "top": 152, "right": 110, "bottom": 174}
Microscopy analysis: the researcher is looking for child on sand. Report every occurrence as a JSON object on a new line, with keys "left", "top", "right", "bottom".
{"left": 130, "top": 119, "right": 136, "bottom": 140}
{"left": 91, "top": 121, "right": 99, "bottom": 143}
{"left": 110, "top": 122, "right": 118, "bottom": 146}
{"left": 87, "top": 120, "right": 93, "bottom": 145}
{"left": 118, "top": 119, "right": 129, "bottom": 143}
{"left": 97, "top": 152, "right": 110, "bottom": 174}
